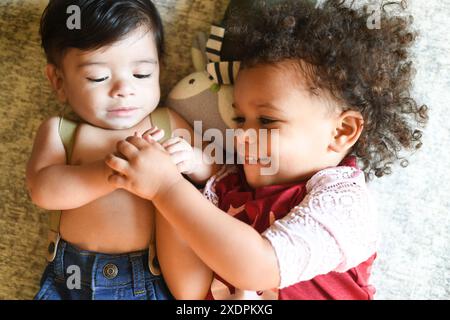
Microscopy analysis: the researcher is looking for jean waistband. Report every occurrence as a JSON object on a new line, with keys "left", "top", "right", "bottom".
{"left": 52, "top": 239, "right": 154, "bottom": 294}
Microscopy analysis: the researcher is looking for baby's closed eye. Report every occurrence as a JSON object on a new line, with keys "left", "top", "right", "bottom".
{"left": 133, "top": 73, "right": 152, "bottom": 79}
{"left": 86, "top": 76, "right": 109, "bottom": 82}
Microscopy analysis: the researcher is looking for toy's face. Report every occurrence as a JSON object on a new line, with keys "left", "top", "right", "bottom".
{"left": 169, "top": 71, "right": 215, "bottom": 100}
{"left": 56, "top": 27, "right": 160, "bottom": 129}
{"left": 167, "top": 71, "right": 237, "bottom": 135}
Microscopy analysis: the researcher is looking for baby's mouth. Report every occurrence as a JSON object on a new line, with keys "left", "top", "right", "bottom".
{"left": 107, "top": 106, "right": 140, "bottom": 116}
{"left": 239, "top": 154, "right": 272, "bottom": 166}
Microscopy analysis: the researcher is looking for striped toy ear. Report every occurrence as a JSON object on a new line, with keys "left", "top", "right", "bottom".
{"left": 206, "top": 25, "right": 225, "bottom": 63}
{"left": 206, "top": 61, "right": 241, "bottom": 85}
{"left": 205, "top": 24, "right": 241, "bottom": 85}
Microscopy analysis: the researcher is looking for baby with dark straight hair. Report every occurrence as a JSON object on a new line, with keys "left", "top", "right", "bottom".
{"left": 28, "top": 0, "right": 216, "bottom": 300}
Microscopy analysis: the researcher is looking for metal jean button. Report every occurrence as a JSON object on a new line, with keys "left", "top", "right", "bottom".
{"left": 103, "top": 263, "right": 119, "bottom": 279}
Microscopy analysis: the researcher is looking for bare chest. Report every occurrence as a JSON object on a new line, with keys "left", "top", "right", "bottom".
{"left": 70, "top": 118, "right": 152, "bottom": 164}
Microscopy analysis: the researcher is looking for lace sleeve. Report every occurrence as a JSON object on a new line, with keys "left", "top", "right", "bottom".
{"left": 202, "top": 165, "right": 237, "bottom": 207}
{"left": 262, "top": 166, "right": 378, "bottom": 289}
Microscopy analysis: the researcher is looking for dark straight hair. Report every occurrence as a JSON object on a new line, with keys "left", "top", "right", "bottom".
{"left": 40, "top": 0, "right": 164, "bottom": 66}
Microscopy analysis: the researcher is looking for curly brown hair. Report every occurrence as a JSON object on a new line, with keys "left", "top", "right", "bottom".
{"left": 225, "top": 0, "right": 428, "bottom": 180}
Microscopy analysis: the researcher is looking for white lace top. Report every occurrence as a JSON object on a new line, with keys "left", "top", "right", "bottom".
{"left": 203, "top": 165, "right": 378, "bottom": 290}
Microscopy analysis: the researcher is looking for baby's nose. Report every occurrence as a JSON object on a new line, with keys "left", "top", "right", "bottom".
{"left": 110, "top": 80, "right": 135, "bottom": 98}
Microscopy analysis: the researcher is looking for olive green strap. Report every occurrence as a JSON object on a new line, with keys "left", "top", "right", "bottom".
{"left": 47, "top": 116, "right": 78, "bottom": 262}
{"left": 58, "top": 116, "right": 78, "bottom": 164}
{"left": 150, "top": 107, "right": 172, "bottom": 143}
{"left": 46, "top": 213, "right": 61, "bottom": 262}
{"left": 148, "top": 205, "right": 161, "bottom": 276}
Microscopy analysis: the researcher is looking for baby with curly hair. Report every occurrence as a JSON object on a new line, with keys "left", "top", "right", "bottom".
{"left": 104, "top": 0, "right": 428, "bottom": 299}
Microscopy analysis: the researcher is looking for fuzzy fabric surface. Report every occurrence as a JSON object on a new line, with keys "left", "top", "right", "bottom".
{"left": 0, "top": 0, "right": 448, "bottom": 299}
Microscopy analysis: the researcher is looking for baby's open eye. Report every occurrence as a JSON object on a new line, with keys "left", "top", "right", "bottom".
{"left": 232, "top": 116, "right": 245, "bottom": 124}
{"left": 134, "top": 74, "right": 152, "bottom": 79}
{"left": 259, "top": 117, "right": 277, "bottom": 125}
{"left": 86, "top": 76, "right": 109, "bottom": 83}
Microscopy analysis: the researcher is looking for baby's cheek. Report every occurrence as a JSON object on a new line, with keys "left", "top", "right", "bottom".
{"left": 261, "top": 129, "right": 280, "bottom": 156}
{"left": 267, "top": 142, "right": 284, "bottom": 172}
{"left": 145, "top": 89, "right": 161, "bottom": 110}
{"left": 275, "top": 135, "right": 296, "bottom": 156}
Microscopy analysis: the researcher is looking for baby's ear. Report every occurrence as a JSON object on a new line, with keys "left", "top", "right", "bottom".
{"left": 329, "top": 110, "right": 364, "bottom": 153}
{"left": 45, "top": 64, "right": 67, "bottom": 103}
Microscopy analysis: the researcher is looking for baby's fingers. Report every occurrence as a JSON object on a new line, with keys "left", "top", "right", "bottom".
{"left": 105, "top": 154, "right": 130, "bottom": 175}
{"left": 176, "top": 160, "right": 195, "bottom": 174}
{"left": 108, "top": 173, "right": 130, "bottom": 190}
{"left": 115, "top": 140, "right": 140, "bottom": 160}
{"left": 163, "top": 138, "right": 191, "bottom": 154}
{"left": 162, "top": 137, "right": 179, "bottom": 148}
{"left": 125, "top": 136, "right": 149, "bottom": 150}
{"left": 169, "top": 150, "right": 192, "bottom": 165}
{"left": 169, "top": 151, "right": 196, "bottom": 174}
{"left": 142, "top": 127, "right": 165, "bottom": 142}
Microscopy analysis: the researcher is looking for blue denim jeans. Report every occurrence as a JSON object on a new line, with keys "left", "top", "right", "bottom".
{"left": 34, "top": 239, "right": 173, "bottom": 300}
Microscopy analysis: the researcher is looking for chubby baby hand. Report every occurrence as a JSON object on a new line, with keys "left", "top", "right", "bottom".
{"left": 142, "top": 127, "right": 196, "bottom": 175}
{"left": 105, "top": 134, "right": 182, "bottom": 200}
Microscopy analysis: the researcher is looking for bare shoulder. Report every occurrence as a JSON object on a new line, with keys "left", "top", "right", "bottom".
{"left": 27, "top": 116, "right": 67, "bottom": 174}
{"left": 34, "top": 116, "right": 65, "bottom": 152}
{"left": 36, "top": 116, "right": 61, "bottom": 138}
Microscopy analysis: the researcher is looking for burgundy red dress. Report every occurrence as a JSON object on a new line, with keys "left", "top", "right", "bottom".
{"left": 204, "top": 157, "right": 377, "bottom": 300}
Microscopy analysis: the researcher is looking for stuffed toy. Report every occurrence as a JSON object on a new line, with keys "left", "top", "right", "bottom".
{"left": 166, "top": 0, "right": 317, "bottom": 147}
{"left": 166, "top": 25, "right": 238, "bottom": 146}
{"left": 166, "top": 0, "right": 269, "bottom": 145}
